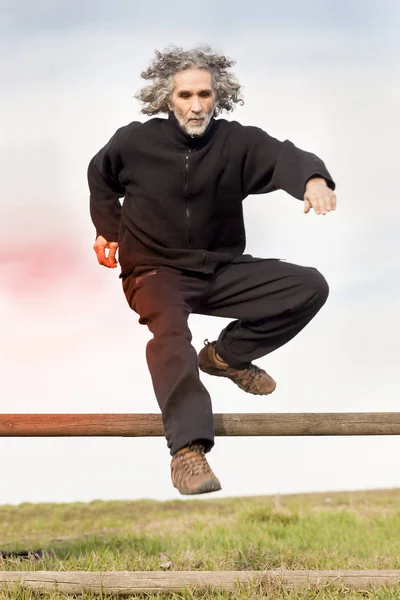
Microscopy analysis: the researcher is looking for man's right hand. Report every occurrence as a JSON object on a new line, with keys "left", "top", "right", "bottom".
{"left": 93, "top": 235, "right": 119, "bottom": 268}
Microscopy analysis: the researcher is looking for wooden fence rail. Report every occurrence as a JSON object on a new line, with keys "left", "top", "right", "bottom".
{"left": 1, "top": 570, "right": 400, "bottom": 594}
{"left": 0, "top": 412, "right": 400, "bottom": 437}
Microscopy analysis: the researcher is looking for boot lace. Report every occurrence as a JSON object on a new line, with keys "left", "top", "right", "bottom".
{"left": 180, "top": 445, "right": 210, "bottom": 476}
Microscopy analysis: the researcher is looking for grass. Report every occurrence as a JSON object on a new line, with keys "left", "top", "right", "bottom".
{"left": 0, "top": 488, "right": 400, "bottom": 598}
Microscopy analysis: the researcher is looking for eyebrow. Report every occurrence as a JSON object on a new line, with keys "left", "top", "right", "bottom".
{"left": 176, "top": 88, "right": 213, "bottom": 95}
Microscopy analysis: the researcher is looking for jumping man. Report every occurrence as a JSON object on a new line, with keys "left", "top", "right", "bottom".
{"left": 88, "top": 45, "right": 336, "bottom": 496}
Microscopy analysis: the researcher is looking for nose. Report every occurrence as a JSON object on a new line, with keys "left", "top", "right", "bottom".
{"left": 190, "top": 97, "right": 202, "bottom": 113}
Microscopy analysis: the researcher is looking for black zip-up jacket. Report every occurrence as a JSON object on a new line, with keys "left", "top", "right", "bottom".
{"left": 88, "top": 113, "right": 335, "bottom": 280}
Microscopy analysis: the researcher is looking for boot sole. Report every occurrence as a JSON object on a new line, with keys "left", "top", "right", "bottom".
{"left": 174, "top": 479, "right": 222, "bottom": 495}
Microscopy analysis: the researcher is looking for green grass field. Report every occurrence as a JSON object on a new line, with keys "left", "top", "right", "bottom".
{"left": 1, "top": 488, "right": 400, "bottom": 599}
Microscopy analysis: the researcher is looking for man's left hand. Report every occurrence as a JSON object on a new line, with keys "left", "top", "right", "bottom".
{"left": 303, "top": 177, "right": 336, "bottom": 215}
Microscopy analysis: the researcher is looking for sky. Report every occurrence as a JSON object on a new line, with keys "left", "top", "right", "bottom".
{"left": 0, "top": 0, "right": 399, "bottom": 506}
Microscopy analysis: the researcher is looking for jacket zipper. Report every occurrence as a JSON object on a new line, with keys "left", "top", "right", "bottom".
{"left": 184, "top": 149, "right": 191, "bottom": 248}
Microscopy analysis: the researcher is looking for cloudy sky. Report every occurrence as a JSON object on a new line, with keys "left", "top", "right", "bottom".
{"left": 0, "top": 0, "right": 399, "bottom": 505}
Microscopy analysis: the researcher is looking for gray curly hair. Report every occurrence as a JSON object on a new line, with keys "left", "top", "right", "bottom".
{"left": 135, "top": 45, "right": 244, "bottom": 116}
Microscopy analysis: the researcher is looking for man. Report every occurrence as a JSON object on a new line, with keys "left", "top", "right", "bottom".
{"left": 88, "top": 45, "right": 336, "bottom": 496}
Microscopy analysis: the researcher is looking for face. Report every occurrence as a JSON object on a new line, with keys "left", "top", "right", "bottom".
{"left": 169, "top": 68, "right": 216, "bottom": 137}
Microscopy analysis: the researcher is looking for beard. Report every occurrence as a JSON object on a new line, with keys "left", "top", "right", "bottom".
{"left": 173, "top": 108, "right": 214, "bottom": 138}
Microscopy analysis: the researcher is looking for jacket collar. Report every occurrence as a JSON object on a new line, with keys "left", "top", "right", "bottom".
{"left": 163, "top": 111, "right": 216, "bottom": 150}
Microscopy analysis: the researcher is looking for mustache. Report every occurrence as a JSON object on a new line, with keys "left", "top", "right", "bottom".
{"left": 186, "top": 114, "right": 209, "bottom": 122}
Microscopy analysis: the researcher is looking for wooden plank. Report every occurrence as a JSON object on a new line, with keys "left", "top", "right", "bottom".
{"left": 0, "top": 570, "right": 399, "bottom": 594}
{"left": 0, "top": 413, "right": 400, "bottom": 437}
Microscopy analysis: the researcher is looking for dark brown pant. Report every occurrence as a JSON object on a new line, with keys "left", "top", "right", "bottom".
{"left": 122, "top": 256, "right": 329, "bottom": 455}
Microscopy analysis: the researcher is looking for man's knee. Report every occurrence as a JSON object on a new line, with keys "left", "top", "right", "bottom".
{"left": 305, "top": 267, "right": 329, "bottom": 308}
{"left": 145, "top": 305, "right": 191, "bottom": 337}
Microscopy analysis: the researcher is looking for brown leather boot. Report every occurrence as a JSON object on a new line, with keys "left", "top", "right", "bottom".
{"left": 198, "top": 339, "right": 276, "bottom": 395}
{"left": 170, "top": 443, "right": 222, "bottom": 495}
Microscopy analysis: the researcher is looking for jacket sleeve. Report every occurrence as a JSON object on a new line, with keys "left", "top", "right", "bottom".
{"left": 88, "top": 126, "right": 127, "bottom": 242}
{"left": 242, "top": 126, "right": 335, "bottom": 199}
